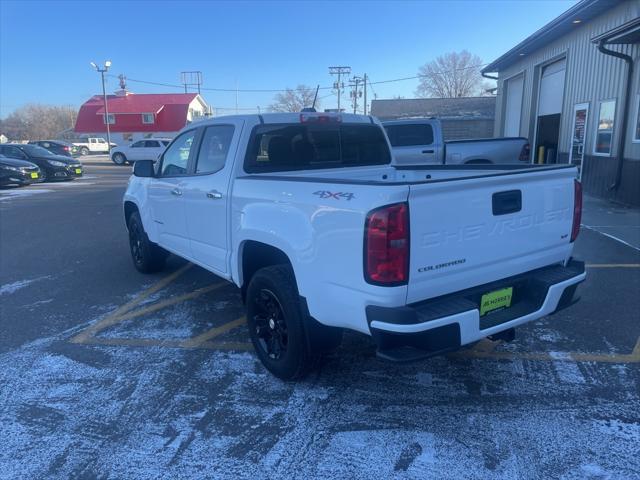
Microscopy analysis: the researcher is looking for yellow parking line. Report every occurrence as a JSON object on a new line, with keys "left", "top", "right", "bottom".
{"left": 200, "top": 341, "right": 253, "bottom": 351}
{"left": 70, "top": 263, "right": 192, "bottom": 343}
{"left": 69, "top": 261, "right": 640, "bottom": 362}
{"left": 115, "top": 282, "right": 228, "bottom": 322}
{"left": 78, "top": 334, "right": 252, "bottom": 352}
{"left": 452, "top": 336, "right": 640, "bottom": 363}
{"left": 586, "top": 264, "right": 640, "bottom": 268}
{"left": 80, "top": 337, "right": 185, "bottom": 348}
{"left": 180, "top": 317, "right": 246, "bottom": 347}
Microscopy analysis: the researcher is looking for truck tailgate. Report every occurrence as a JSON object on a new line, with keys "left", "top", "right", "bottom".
{"left": 406, "top": 167, "right": 577, "bottom": 304}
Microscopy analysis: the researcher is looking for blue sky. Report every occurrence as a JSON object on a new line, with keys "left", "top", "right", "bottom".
{"left": 0, "top": 0, "right": 576, "bottom": 116}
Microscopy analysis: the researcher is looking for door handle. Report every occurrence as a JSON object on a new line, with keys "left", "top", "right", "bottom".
{"left": 206, "top": 190, "right": 223, "bottom": 199}
{"left": 171, "top": 188, "right": 182, "bottom": 196}
{"left": 422, "top": 149, "right": 435, "bottom": 154}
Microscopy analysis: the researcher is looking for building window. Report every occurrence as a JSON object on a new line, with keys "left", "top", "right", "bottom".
{"left": 594, "top": 99, "right": 616, "bottom": 156}
{"left": 103, "top": 114, "right": 115, "bottom": 125}
{"left": 634, "top": 94, "right": 640, "bottom": 143}
{"left": 142, "top": 113, "right": 154, "bottom": 124}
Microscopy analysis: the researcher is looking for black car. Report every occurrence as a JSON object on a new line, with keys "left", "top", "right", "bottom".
{"left": 29, "top": 140, "right": 79, "bottom": 157}
{"left": 0, "top": 154, "right": 44, "bottom": 186}
{"left": 0, "top": 144, "right": 83, "bottom": 181}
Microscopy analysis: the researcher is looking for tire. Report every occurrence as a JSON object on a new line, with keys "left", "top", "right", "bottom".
{"left": 112, "top": 152, "right": 127, "bottom": 165}
{"left": 80, "top": 147, "right": 89, "bottom": 156}
{"left": 246, "top": 265, "right": 318, "bottom": 380}
{"left": 127, "top": 211, "right": 168, "bottom": 273}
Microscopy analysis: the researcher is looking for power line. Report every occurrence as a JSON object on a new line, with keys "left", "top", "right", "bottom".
{"left": 106, "top": 62, "right": 489, "bottom": 96}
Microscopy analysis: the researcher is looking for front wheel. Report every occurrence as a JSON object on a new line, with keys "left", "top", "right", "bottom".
{"left": 80, "top": 147, "right": 89, "bottom": 156}
{"left": 112, "top": 152, "right": 127, "bottom": 165}
{"left": 128, "top": 211, "right": 168, "bottom": 273}
{"left": 246, "top": 265, "right": 318, "bottom": 380}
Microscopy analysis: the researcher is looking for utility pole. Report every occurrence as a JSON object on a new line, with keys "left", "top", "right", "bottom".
{"left": 363, "top": 73, "right": 368, "bottom": 115}
{"left": 350, "top": 76, "right": 363, "bottom": 114}
{"left": 329, "top": 66, "right": 351, "bottom": 111}
{"left": 90, "top": 60, "right": 112, "bottom": 152}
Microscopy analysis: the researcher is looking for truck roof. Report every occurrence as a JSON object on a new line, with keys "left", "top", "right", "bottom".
{"left": 193, "top": 112, "right": 378, "bottom": 127}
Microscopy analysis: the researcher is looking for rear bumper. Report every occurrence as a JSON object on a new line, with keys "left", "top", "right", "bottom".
{"left": 366, "top": 260, "right": 586, "bottom": 361}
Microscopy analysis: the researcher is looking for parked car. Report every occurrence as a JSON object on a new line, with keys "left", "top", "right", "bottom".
{"left": 29, "top": 140, "right": 79, "bottom": 157}
{"left": 123, "top": 112, "right": 585, "bottom": 380}
{"left": 0, "top": 154, "right": 43, "bottom": 186}
{"left": 72, "top": 137, "right": 117, "bottom": 155}
{"left": 0, "top": 144, "right": 83, "bottom": 181}
{"left": 110, "top": 138, "right": 171, "bottom": 165}
{"left": 382, "top": 118, "right": 530, "bottom": 165}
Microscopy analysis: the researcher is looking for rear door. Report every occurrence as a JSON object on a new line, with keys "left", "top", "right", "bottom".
{"left": 385, "top": 123, "right": 438, "bottom": 165}
{"left": 405, "top": 167, "right": 576, "bottom": 303}
{"left": 181, "top": 121, "right": 241, "bottom": 275}
{"left": 144, "top": 140, "right": 164, "bottom": 161}
{"left": 128, "top": 141, "right": 146, "bottom": 161}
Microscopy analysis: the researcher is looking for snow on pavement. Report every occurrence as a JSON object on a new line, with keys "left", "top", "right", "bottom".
{"left": 0, "top": 322, "right": 638, "bottom": 479}
{"left": 0, "top": 276, "right": 51, "bottom": 296}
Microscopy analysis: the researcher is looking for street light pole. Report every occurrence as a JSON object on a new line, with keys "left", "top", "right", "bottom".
{"left": 91, "top": 61, "right": 112, "bottom": 152}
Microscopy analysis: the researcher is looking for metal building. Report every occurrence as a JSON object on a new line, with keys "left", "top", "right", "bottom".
{"left": 482, "top": 0, "right": 640, "bottom": 205}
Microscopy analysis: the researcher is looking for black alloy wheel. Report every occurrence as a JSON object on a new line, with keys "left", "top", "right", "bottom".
{"left": 253, "top": 288, "right": 289, "bottom": 360}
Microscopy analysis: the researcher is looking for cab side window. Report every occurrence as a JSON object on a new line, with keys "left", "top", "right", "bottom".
{"left": 160, "top": 130, "right": 196, "bottom": 176}
{"left": 3, "top": 146, "right": 27, "bottom": 159}
{"left": 195, "top": 125, "right": 234, "bottom": 174}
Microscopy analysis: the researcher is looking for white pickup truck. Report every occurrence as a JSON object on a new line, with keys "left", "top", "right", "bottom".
{"left": 383, "top": 118, "right": 530, "bottom": 166}
{"left": 123, "top": 112, "right": 585, "bottom": 380}
{"left": 73, "top": 137, "right": 117, "bottom": 155}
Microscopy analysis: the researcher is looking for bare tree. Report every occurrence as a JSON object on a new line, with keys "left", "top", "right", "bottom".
{"left": 415, "top": 51, "right": 489, "bottom": 98}
{"left": 0, "top": 104, "right": 78, "bottom": 141}
{"left": 269, "top": 85, "right": 319, "bottom": 112}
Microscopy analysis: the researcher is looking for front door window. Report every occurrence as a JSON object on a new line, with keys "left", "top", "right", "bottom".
{"left": 160, "top": 130, "right": 196, "bottom": 176}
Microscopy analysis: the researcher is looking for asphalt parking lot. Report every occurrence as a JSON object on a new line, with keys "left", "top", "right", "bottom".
{"left": 1, "top": 157, "right": 639, "bottom": 479}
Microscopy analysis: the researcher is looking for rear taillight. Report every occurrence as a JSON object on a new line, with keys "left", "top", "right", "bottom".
{"left": 364, "top": 202, "right": 409, "bottom": 285}
{"left": 519, "top": 143, "right": 530, "bottom": 162}
{"left": 571, "top": 179, "right": 582, "bottom": 242}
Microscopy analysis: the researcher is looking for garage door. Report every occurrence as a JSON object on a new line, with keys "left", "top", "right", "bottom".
{"left": 538, "top": 58, "right": 566, "bottom": 116}
{"left": 504, "top": 74, "right": 524, "bottom": 137}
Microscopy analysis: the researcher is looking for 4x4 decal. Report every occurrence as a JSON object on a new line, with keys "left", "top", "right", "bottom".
{"left": 313, "top": 191, "right": 355, "bottom": 201}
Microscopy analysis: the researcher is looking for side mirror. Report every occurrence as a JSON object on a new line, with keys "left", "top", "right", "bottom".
{"left": 133, "top": 159, "right": 155, "bottom": 178}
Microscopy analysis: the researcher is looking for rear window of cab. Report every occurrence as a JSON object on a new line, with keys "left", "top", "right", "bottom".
{"left": 244, "top": 123, "right": 391, "bottom": 173}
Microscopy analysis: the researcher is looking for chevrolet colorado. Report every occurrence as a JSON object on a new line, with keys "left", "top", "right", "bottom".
{"left": 123, "top": 112, "right": 585, "bottom": 380}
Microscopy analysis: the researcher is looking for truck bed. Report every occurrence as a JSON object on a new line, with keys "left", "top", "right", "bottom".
{"left": 240, "top": 163, "right": 574, "bottom": 186}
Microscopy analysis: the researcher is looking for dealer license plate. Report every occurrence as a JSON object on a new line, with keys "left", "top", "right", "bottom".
{"left": 480, "top": 287, "right": 513, "bottom": 316}
{"left": 75, "top": 168, "right": 82, "bottom": 174}
{"left": 30, "top": 172, "right": 39, "bottom": 179}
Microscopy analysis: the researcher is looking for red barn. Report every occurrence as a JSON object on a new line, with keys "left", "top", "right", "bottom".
{"left": 74, "top": 92, "right": 209, "bottom": 145}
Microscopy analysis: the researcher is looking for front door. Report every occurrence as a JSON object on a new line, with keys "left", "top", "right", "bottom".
{"left": 182, "top": 122, "right": 240, "bottom": 275}
{"left": 568, "top": 103, "right": 589, "bottom": 180}
{"left": 128, "top": 140, "right": 146, "bottom": 161}
{"left": 147, "top": 129, "right": 199, "bottom": 256}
